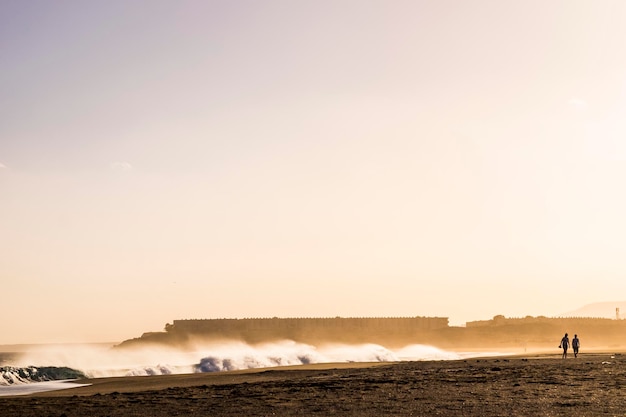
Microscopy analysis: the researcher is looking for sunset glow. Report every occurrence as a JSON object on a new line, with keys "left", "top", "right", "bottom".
{"left": 2, "top": 0, "right": 626, "bottom": 344}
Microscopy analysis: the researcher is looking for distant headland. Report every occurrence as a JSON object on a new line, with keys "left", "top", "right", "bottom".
{"left": 117, "top": 313, "right": 626, "bottom": 351}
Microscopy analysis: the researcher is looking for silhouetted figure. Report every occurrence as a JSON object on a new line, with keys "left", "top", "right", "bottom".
{"left": 572, "top": 334, "right": 580, "bottom": 358}
{"left": 560, "top": 333, "right": 570, "bottom": 359}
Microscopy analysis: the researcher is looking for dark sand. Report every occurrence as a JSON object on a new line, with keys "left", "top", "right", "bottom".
{"left": 2, "top": 353, "right": 625, "bottom": 416}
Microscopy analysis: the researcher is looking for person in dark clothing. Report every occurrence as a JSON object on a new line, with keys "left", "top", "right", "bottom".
{"left": 572, "top": 334, "right": 580, "bottom": 358}
{"left": 559, "top": 333, "right": 570, "bottom": 359}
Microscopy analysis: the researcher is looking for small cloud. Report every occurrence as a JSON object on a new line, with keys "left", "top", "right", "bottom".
{"left": 568, "top": 97, "right": 588, "bottom": 111}
{"left": 110, "top": 161, "right": 133, "bottom": 172}
{"left": 0, "top": 162, "right": 7, "bottom": 169}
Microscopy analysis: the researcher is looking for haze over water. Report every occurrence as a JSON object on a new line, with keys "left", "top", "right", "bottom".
{"left": 1, "top": 339, "right": 506, "bottom": 396}
{"left": 3, "top": 1, "right": 626, "bottom": 346}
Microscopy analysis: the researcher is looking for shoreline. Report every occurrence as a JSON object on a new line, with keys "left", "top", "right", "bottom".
{"left": 4, "top": 350, "right": 621, "bottom": 397}
{"left": 1, "top": 352, "right": 625, "bottom": 416}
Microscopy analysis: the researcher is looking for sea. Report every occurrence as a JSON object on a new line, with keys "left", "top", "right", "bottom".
{"left": 0, "top": 341, "right": 508, "bottom": 396}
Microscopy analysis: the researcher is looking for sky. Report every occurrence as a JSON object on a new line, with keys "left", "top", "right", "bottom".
{"left": 2, "top": 0, "right": 626, "bottom": 344}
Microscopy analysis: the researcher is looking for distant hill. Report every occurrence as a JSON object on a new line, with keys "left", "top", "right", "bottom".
{"left": 560, "top": 301, "right": 626, "bottom": 319}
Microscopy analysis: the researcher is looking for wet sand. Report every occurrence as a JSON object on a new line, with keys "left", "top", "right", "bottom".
{"left": 1, "top": 353, "right": 625, "bottom": 416}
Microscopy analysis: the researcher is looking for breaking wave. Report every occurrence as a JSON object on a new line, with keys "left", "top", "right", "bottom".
{"left": 126, "top": 341, "right": 461, "bottom": 375}
{"left": 1, "top": 340, "right": 482, "bottom": 385}
{"left": 0, "top": 366, "right": 86, "bottom": 386}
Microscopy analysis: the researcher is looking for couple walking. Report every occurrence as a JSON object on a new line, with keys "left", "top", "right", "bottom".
{"left": 559, "top": 333, "right": 580, "bottom": 358}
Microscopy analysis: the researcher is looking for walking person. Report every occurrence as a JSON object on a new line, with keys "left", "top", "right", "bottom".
{"left": 560, "top": 333, "right": 570, "bottom": 359}
{"left": 572, "top": 334, "right": 580, "bottom": 358}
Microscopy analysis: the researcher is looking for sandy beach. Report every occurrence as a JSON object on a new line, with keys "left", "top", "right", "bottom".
{"left": 1, "top": 353, "right": 625, "bottom": 416}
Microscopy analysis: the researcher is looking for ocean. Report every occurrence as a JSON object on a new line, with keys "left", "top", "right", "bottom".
{"left": 0, "top": 341, "right": 508, "bottom": 396}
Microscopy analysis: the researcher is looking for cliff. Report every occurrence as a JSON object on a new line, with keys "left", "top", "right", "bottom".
{"left": 117, "top": 316, "right": 448, "bottom": 348}
{"left": 116, "top": 315, "right": 626, "bottom": 351}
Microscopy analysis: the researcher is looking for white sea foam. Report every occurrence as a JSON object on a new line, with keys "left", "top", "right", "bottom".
{"left": 0, "top": 340, "right": 505, "bottom": 396}
{"left": 0, "top": 380, "right": 90, "bottom": 396}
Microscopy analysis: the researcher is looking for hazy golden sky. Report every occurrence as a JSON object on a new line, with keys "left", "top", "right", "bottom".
{"left": 2, "top": 0, "right": 626, "bottom": 344}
